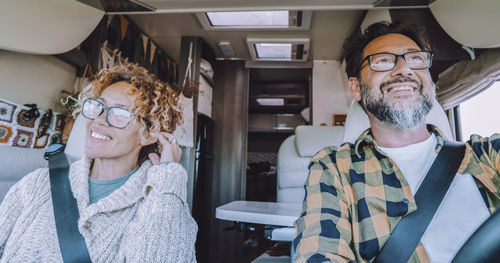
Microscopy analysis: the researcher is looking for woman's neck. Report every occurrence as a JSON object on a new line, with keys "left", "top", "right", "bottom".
{"left": 89, "top": 154, "right": 139, "bottom": 180}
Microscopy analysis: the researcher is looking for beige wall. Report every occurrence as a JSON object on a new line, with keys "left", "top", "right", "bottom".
{"left": 312, "top": 60, "right": 350, "bottom": 126}
{"left": 0, "top": 50, "right": 76, "bottom": 113}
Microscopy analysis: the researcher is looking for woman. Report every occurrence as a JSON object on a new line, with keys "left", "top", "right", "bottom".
{"left": 0, "top": 63, "right": 197, "bottom": 262}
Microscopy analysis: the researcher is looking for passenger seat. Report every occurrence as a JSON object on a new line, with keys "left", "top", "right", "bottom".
{"left": 277, "top": 125, "right": 345, "bottom": 203}
{"left": 251, "top": 125, "right": 345, "bottom": 263}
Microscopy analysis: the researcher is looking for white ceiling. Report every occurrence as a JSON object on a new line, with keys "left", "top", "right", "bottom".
{"left": 0, "top": 0, "right": 104, "bottom": 54}
{"left": 129, "top": 10, "right": 365, "bottom": 63}
{"left": 137, "top": 0, "right": 376, "bottom": 12}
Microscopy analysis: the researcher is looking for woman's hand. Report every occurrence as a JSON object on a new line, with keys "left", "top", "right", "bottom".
{"left": 148, "top": 132, "right": 182, "bottom": 165}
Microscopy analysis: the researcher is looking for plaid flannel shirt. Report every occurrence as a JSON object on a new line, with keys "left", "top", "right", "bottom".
{"left": 294, "top": 125, "right": 500, "bottom": 263}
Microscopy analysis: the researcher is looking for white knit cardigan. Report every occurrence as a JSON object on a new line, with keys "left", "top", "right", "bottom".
{"left": 0, "top": 156, "right": 197, "bottom": 263}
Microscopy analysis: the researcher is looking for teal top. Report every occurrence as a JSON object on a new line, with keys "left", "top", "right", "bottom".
{"left": 88, "top": 166, "right": 139, "bottom": 204}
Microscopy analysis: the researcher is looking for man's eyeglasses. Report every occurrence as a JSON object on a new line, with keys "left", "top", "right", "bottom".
{"left": 360, "top": 51, "right": 433, "bottom": 72}
{"left": 82, "top": 98, "right": 134, "bottom": 129}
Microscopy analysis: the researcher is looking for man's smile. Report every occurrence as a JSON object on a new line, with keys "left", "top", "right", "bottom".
{"left": 385, "top": 84, "right": 417, "bottom": 93}
{"left": 379, "top": 77, "right": 422, "bottom": 98}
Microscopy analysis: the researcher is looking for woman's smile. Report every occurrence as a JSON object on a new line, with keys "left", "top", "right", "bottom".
{"left": 90, "top": 130, "right": 112, "bottom": 141}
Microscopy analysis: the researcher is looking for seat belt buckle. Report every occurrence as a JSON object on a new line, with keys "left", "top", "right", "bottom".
{"left": 44, "top": 143, "right": 66, "bottom": 160}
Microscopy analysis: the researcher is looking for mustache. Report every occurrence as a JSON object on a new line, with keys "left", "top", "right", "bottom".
{"left": 380, "top": 77, "right": 421, "bottom": 90}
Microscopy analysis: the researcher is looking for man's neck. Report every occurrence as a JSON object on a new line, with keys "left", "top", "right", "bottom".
{"left": 368, "top": 114, "right": 431, "bottom": 148}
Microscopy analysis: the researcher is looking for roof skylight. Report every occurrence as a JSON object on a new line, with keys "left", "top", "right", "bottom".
{"left": 196, "top": 11, "right": 311, "bottom": 30}
{"left": 255, "top": 43, "right": 292, "bottom": 60}
{"left": 247, "top": 38, "right": 310, "bottom": 62}
{"left": 206, "top": 11, "right": 289, "bottom": 27}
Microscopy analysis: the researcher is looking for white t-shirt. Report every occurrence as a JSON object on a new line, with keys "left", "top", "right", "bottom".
{"left": 379, "top": 134, "right": 490, "bottom": 263}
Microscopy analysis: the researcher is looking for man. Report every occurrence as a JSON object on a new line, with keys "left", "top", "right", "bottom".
{"left": 294, "top": 21, "right": 500, "bottom": 263}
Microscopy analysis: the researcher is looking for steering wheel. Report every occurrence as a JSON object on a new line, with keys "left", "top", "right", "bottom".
{"left": 451, "top": 207, "right": 500, "bottom": 263}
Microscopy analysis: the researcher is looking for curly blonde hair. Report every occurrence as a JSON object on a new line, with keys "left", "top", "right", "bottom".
{"left": 74, "top": 63, "right": 183, "bottom": 165}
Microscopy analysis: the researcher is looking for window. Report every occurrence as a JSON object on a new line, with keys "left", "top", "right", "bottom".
{"left": 459, "top": 81, "right": 500, "bottom": 139}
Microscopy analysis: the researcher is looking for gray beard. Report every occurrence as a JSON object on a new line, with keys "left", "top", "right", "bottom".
{"left": 360, "top": 81, "right": 434, "bottom": 130}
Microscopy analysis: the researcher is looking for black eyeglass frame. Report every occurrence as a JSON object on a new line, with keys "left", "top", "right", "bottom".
{"left": 359, "top": 50, "right": 434, "bottom": 73}
{"left": 81, "top": 98, "right": 135, "bottom": 129}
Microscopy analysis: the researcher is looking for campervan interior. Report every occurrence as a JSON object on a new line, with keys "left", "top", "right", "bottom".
{"left": 1, "top": 0, "right": 499, "bottom": 262}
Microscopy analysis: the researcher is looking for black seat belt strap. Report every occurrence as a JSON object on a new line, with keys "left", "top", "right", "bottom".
{"left": 374, "top": 140, "right": 466, "bottom": 263}
{"left": 46, "top": 144, "right": 92, "bottom": 263}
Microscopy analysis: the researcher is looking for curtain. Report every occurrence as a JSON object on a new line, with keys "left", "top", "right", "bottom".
{"left": 436, "top": 48, "right": 500, "bottom": 110}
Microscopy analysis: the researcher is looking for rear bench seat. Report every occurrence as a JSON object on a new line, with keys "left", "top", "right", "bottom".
{"left": 0, "top": 115, "right": 86, "bottom": 203}
{"left": 0, "top": 146, "right": 47, "bottom": 202}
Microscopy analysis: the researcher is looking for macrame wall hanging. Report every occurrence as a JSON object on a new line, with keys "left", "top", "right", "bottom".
{"left": 173, "top": 41, "right": 196, "bottom": 147}
{"left": 79, "top": 15, "right": 179, "bottom": 84}
{"left": 99, "top": 41, "right": 132, "bottom": 70}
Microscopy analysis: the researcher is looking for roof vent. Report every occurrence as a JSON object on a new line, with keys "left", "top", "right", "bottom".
{"left": 247, "top": 38, "right": 310, "bottom": 62}
{"left": 196, "top": 11, "right": 311, "bottom": 30}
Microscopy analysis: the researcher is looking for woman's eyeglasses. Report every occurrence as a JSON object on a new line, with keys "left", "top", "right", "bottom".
{"left": 360, "top": 51, "right": 433, "bottom": 72}
{"left": 81, "top": 98, "right": 134, "bottom": 129}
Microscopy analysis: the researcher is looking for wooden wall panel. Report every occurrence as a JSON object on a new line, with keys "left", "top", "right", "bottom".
{"left": 178, "top": 37, "right": 202, "bottom": 210}
{"left": 207, "top": 61, "right": 249, "bottom": 263}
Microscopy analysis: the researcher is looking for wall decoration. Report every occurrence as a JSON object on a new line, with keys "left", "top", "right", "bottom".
{"left": 0, "top": 100, "right": 17, "bottom": 123}
{"left": 34, "top": 133, "right": 50, "bottom": 148}
{"left": 16, "top": 109, "right": 39, "bottom": 128}
{"left": 0, "top": 124, "right": 13, "bottom": 144}
{"left": 13, "top": 129, "right": 34, "bottom": 148}
{"left": 37, "top": 109, "right": 53, "bottom": 137}
{"left": 55, "top": 114, "right": 65, "bottom": 132}
{"left": 79, "top": 15, "right": 178, "bottom": 84}
{"left": 0, "top": 98, "right": 64, "bottom": 149}
{"left": 49, "top": 132, "right": 62, "bottom": 146}
{"left": 61, "top": 116, "right": 75, "bottom": 144}
{"left": 173, "top": 94, "right": 194, "bottom": 147}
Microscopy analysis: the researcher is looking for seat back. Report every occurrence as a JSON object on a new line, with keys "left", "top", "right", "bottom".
{"left": 0, "top": 115, "right": 87, "bottom": 203}
{"left": 64, "top": 114, "right": 86, "bottom": 162}
{"left": 343, "top": 98, "right": 453, "bottom": 143}
{"left": 277, "top": 125, "right": 344, "bottom": 203}
{"left": 0, "top": 146, "right": 46, "bottom": 202}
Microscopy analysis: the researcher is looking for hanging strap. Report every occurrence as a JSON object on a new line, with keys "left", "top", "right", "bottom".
{"left": 182, "top": 41, "right": 193, "bottom": 88}
{"left": 374, "top": 140, "right": 466, "bottom": 263}
{"left": 45, "top": 144, "right": 92, "bottom": 263}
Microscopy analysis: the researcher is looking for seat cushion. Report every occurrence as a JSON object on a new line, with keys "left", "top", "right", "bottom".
{"left": 295, "top": 125, "right": 345, "bottom": 157}
{"left": 277, "top": 136, "right": 311, "bottom": 189}
{"left": 0, "top": 146, "right": 47, "bottom": 202}
{"left": 277, "top": 187, "right": 305, "bottom": 204}
{"left": 277, "top": 127, "right": 346, "bottom": 203}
